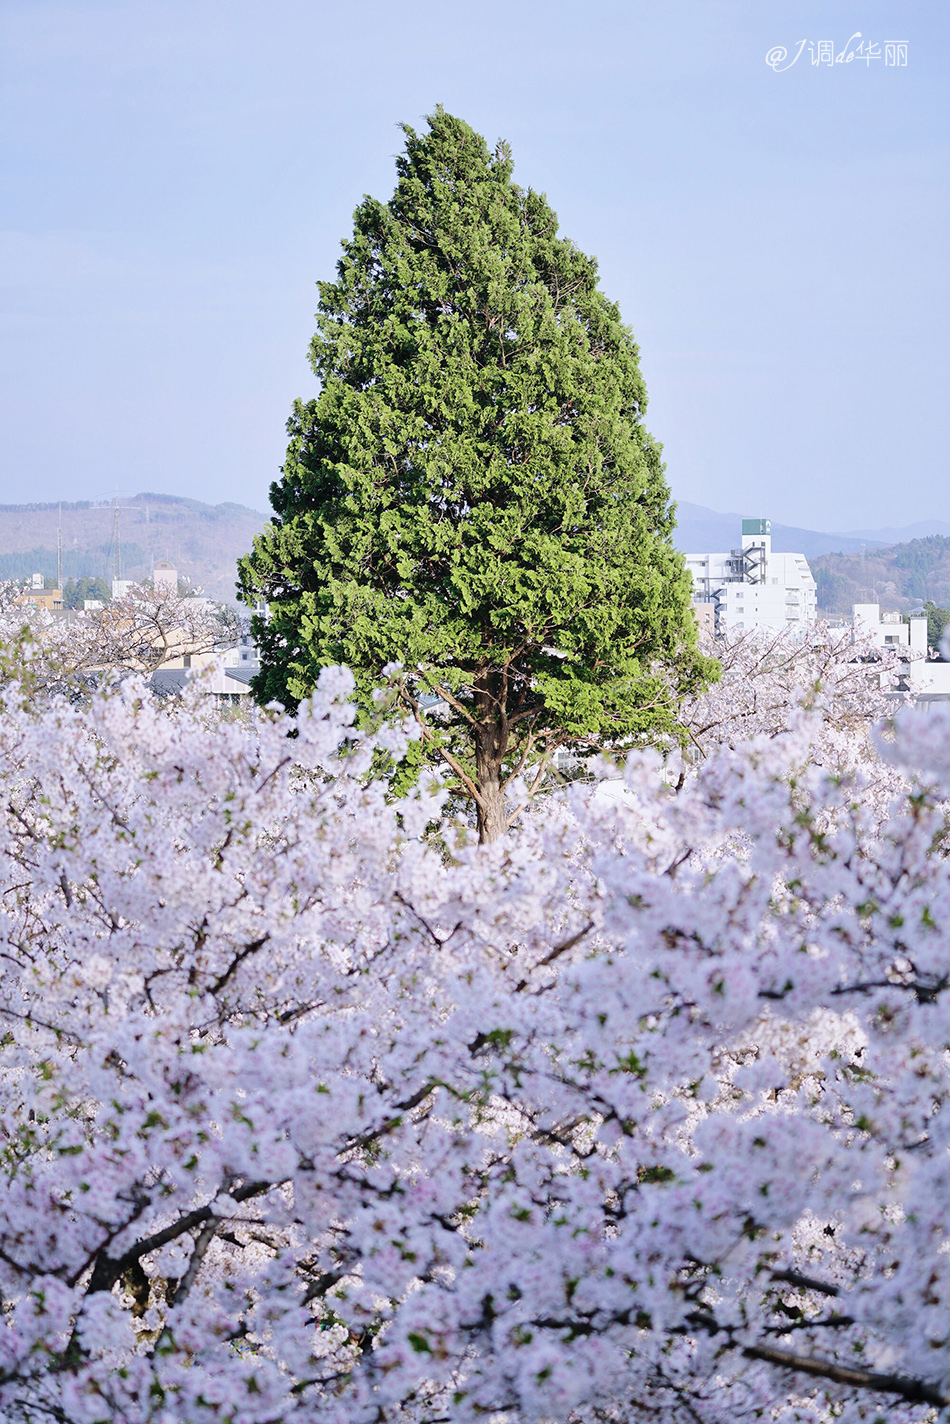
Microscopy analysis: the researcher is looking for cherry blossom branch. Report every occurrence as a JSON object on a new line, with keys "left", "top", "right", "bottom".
{"left": 741, "top": 1342, "right": 947, "bottom": 1409}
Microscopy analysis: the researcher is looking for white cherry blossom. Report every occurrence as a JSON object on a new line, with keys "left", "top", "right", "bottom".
{"left": 0, "top": 636, "right": 948, "bottom": 1421}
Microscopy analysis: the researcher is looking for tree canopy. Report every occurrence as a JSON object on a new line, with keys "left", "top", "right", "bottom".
{"left": 239, "top": 108, "right": 714, "bottom": 839}
{"left": 63, "top": 576, "right": 111, "bottom": 609}
{"left": 923, "top": 599, "right": 950, "bottom": 651}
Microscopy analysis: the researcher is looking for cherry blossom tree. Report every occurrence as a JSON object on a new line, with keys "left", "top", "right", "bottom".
{"left": 679, "top": 623, "right": 903, "bottom": 759}
{"left": 1, "top": 579, "right": 223, "bottom": 698}
{"left": 1, "top": 652, "right": 950, "bottom": 1422}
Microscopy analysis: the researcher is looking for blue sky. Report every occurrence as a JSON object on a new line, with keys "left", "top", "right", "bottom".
{"left": 1, "top": 0, "right": 946, "bottom": 530}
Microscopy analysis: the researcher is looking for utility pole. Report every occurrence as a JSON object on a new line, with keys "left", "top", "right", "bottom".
{"left": 56, "top": 502, "right": 63, "bottom": 591}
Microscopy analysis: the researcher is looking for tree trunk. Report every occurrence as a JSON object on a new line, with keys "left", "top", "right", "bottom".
{"left": 475, "top": 767, "right": 507, "bottom": 843}
{"left": 474, "top": 674, "right": 508, "bottom": 843}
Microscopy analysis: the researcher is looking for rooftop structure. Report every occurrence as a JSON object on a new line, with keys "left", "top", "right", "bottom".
{"left": 685, "top": 518, "right": 817, "bottom": 635}
{"left": 15, "top": 573, "right": 63, "bottom": 612}
{"left": 153, "top": 561, "right": 177, "bottom": 594}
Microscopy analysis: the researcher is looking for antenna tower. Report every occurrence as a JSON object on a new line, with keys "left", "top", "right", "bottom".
{"left": 56, "top": 503, "right": 63, "bottom": 590}
{"left": 111, "top": 497, "right": 122, "bottom": 582}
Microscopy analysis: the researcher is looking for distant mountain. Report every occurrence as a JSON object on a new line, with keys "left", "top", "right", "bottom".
{"left": 672, "top": 502, "right": 887, "bottom": 559}
{"left": 0, "top": 494, "right": 268, "bottom": 605}
{"left": 673, "top": 502, "right": 950, "bottom": 561}
{"left": 842, "top": 520, "right": 950, "bottom": 543}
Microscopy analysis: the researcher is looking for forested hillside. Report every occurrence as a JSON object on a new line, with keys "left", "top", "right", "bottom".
{"left": 812, "top": 535, "right": 950, "bottom": 614}
{"left": 0, "top": 493, "right": 267, "bottom": 604}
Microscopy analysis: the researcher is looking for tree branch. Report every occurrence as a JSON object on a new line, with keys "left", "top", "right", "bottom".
{"left": 168, "top": 1219, "right": 219, "bottom": 1307}
{"left": 210, "top": 935, "right": 270, "bottom": 995}
{"left": 742, "top": 1342, "right": 947, "bottom": 1408}
{"left": 86, "top": 1179, "right": 270, "bottom": 1295}
{"left": 770, "top": 1268, "right": 841, "bottom": 1298}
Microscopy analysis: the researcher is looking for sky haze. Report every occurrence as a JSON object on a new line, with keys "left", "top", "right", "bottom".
{"left": 1, "top": 0, "right": 946, "bottom": 532}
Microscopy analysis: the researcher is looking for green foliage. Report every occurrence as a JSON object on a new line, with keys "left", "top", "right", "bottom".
{"left": 239, "top": 108, "right": 715, "bottom": 837}
{"left": 892, "top": 537, "right": 950, "bottom": 601}
{"left": 923, "top": 600, "right": 950, "bottom": 652}
{"left": 814, "top": 566, "right": 852, "bottom": 616}
{"left": 63, "top": 577, "right": 111, "bottom": 610}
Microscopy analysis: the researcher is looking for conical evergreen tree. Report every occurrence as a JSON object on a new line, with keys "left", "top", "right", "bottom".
{"left": 239, "top": 108, "right": 716, "bottom": 841}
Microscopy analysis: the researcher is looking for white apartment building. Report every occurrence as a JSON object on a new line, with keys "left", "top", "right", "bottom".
{"left": 853, "top": 602, "right": 914, "bottom": 650}
{"left": 853, "top": 603, "right": 950, "bottom": 703}
{"left": 686, "top": 518, "right": 818, "bottom": 635}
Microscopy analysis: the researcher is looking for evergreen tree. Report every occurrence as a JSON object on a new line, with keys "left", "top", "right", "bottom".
{"left": 924, "top": 600, "right": 950, "bottom": 652}
{"left": 63, "top": 576, "right": 111, "bottom": 610}
{"left": 239, "top": 109, "right": 715, "bottom": 841}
